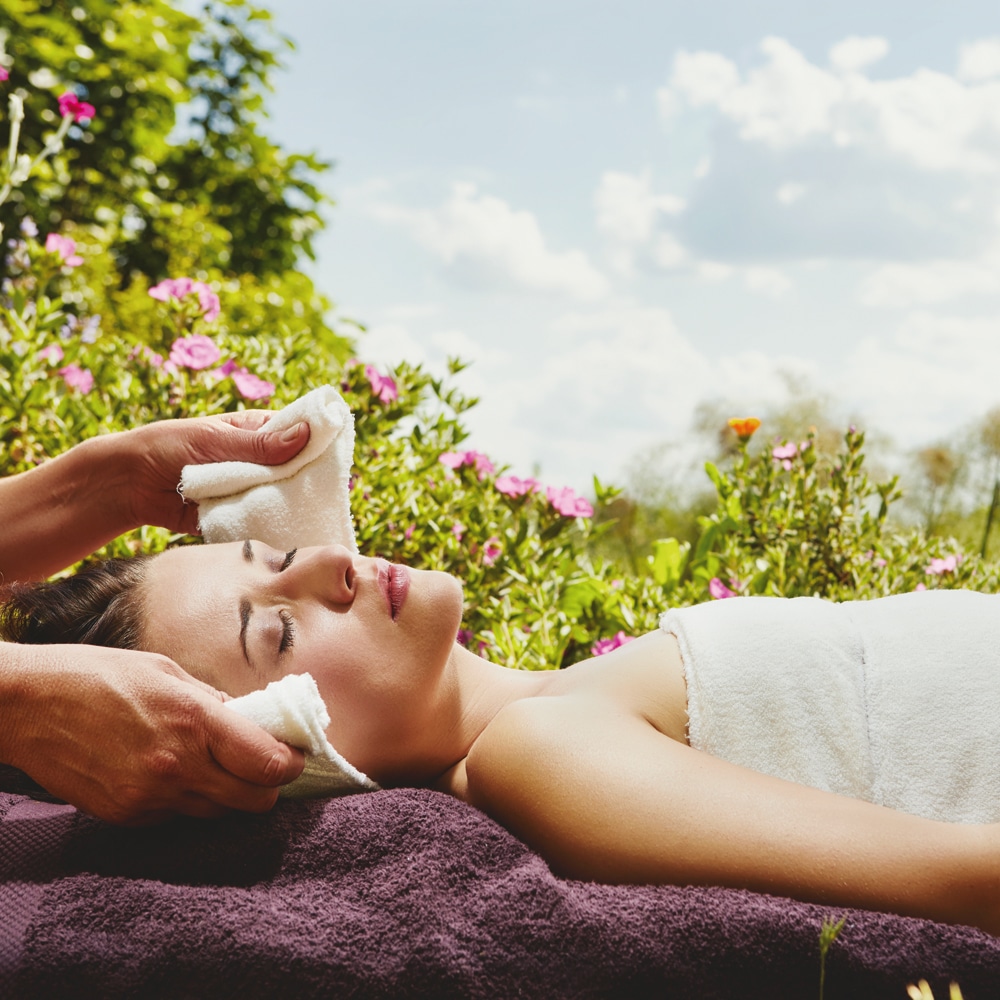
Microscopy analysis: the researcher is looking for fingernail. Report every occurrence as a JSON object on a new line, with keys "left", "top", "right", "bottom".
{"left": 279, "top": 422, "right": 306, "bottom": 443}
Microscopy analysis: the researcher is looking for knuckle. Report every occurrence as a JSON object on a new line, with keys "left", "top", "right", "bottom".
{"left": 145, "top": 746, "right": 187, "bottom": 782}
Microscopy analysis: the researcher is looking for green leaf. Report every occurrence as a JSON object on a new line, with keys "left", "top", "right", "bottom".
{"left": 650, "top": 537, "right": 690, "bottom": 588}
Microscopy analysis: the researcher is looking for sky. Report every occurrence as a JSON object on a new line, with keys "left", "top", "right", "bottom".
{"left": 263, "top": 1, "right": 1000, "bottom": 494}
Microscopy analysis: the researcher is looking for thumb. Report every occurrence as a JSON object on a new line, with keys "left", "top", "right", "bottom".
{"left": 214, "top": 419, "right": 311, "bottom": 467}
{"left": 206, "top": 704, "right": 306, "bottom": 787}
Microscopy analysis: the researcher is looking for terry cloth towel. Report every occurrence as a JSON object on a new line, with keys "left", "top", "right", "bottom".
{"left": 227, "top": 673, "right": 377, "bottom": 797}
{"left": 660, "top": 590, "right": 1000, "bottom": 823}
{"left": 179, "top": 384, "right": 358, "bottom": 553}
{"left": 8, "top": 789, "right": 1000, "bottom": 998}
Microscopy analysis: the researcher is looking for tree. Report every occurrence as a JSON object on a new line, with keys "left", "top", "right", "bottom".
{"left": 0, "top": 0, "right": 326, "bottom": 282}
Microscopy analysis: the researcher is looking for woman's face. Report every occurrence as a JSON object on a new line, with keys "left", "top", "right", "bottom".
{"left": 141, "top": 540, "right": 465, "bottom": 781}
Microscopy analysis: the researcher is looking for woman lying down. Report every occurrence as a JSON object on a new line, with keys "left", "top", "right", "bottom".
{"left": 4, "top": 540, "right": 1000, "bottom": 935}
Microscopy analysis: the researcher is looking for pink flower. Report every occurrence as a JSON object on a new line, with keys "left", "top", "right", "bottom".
{"left": 708, "top": 577, "right": 736, "bottom": 600}
{"left": 37, "top": 344, "right": 64, "bottom": 364}
{"left": 456, "top": 629, "right": 474, "bottom": 647}
{"left": 365, "top": 364, "right": 398, "bottom": 404}
{"left": 483, "top": 536, "right": 502, "bottom": 567}
{"left": 58, "top": 363, "right": 93, "bottom": 393}
{"left": 915, "top": 583, "right": 927, "bottom": 591}
{"left": 57, "top": 91, "right": 95, "bottom": 121}
{"left": 404, "top": 525, "right": 414, "bottom": 541}
{"left": 926, "top": 555, "right": 959, "bottom": 575}
{"left": 0, "top": 68, "right": 9, "bottom": 83}
{"left": 772, "top": 442, "right": 798, "bottom": 471}
{"left": 44, "top": 233, "right": 83, "bottom": 267}
{"left": 546, "top": 485, "right": 594, "bottom": 518}
{"left": 232, "top": 367, "right": 275, "bottom": 401}
{"left": 591, "top": 631, "right": 635, "bottom": 657}
{"left": 439, "top": 449, "right": 495, "bottom": 479}
{"left": 149, "top": 278, "right": 221, "bottom": 322}
{"left": 451, "top": 522, "right": 465, "bottom": 542}
{"left": 149, "top": 277, "right": 194, "bottom": 303}
{"left": 169, "top": 334, "right": 221, "bottom": 371}
{"left": 194, "top": 284, "right": 220, "bottom": 322}
{"left": 495, "top": 475, "right": 540, "bottom": 498}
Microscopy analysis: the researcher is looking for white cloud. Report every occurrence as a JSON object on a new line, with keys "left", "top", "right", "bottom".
{"left": 859, "top": 257, "right": 1000, "bottom": 306}
{"left": 744, "top": 266, "right": 793, "bottom": 297}
{"left": 371, "top": 182, "right": 609, "bottom": 300}
{"left": 665, "top": 50, "right": 741, "bottom": 109}
{"left": 698, "top": 260, "right": 734, "bottom": 281}
{"left": 594, "top": 170, "right": 690, "bottom": 273}
{"left": 503, "top": 303, "right": 826, "bottom": 488}
{"left": 652, "top": 233, "right": 688, "bottom": 270}
{"left": 661, "top": 36, "right": 1000, "bottom": 174}
{"left": 840, "top": 310, "right": 1000, "bottom": 445}
{"left": 776, "top": 182, "right": 807, "bottom": 205}
{"left": 829, "top": 36, "right": 889, "bottom": 74}
{"left": 594, "top": 170, "right": 685, "bottom": 244}
{"left": 957, "top": 38, "right": 1000, "bottom": 82}
{"left": 356, "top": 321, "right": 430, "bottom": 368}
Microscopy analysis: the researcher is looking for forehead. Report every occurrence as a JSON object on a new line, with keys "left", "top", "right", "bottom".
{"left": 143, "top": 543, "right": 242, "bottom": 673}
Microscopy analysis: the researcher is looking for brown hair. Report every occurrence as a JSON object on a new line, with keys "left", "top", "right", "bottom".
{"left": 0, "top": 556, "right": 152, "bottom": 650}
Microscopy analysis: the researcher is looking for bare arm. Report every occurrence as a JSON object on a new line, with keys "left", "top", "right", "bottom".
{"left": 466, "top": 696, "right": 1000, "bottom": 933}
{"left": 0, "top": 411, "right": 309, "bottom": 584}
{"left": 0, "top": 640, "right": 304, "bottom": 824}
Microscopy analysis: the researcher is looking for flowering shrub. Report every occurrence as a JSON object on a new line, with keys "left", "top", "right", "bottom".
{"left": 3, "top": 64, "right": 999, "bottom": 675}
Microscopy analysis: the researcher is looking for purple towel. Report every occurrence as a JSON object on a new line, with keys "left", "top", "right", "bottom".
{"left": 0, "top": 788, "right": 997, "bottom": 999}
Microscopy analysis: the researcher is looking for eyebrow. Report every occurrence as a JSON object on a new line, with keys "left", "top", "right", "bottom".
{"left": 239, "top": 541, "right": 254, "bottom": 667}
{"left": 239, "top": 598, "right": 253, "bottom": 667}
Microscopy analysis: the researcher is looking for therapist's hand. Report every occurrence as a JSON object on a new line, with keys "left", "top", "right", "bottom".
{"left": 120, "top": 411, "right": 311, "bottom": 536}
{"left": 2, "top": 643, "right": 305, "bottom": 824}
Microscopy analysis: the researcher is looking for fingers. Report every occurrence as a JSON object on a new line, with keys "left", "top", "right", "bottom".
{"left": 220, "top": 410, "right": 273, "bottom": 432}
{"left": 206, "top": 702, "right": 306, "bottom": 789}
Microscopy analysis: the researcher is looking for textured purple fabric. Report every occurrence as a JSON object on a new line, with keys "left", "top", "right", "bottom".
{"left": 0, "top": 787, "right": 998, "bottom": 999}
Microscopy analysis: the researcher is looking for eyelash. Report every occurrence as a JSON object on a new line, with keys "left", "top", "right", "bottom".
{"left": 278, "top": 609, "right": 295, "bottom": 653}
{"left": 277, "top": 549, "right": 296, "bottom": 653}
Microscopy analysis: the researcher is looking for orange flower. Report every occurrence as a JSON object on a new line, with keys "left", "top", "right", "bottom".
{"left": 727, "top": 416, "right": 761, "bottom": 440}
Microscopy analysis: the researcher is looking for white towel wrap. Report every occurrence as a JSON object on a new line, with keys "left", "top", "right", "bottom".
{"left": 179, "top": 384, "right": 358, "bottom": 553}
{"left": 660, "top": 590, "right": 1000, "bottom": 823}
{"left": 227, "top": 673, "right": 378, "bottom": 798}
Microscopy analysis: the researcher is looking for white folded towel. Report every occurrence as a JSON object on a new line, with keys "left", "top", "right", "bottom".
{"left": 227, "top": 673, "right": 378, "bottom": 798}
{"left": 179, "top": 384, "right": 358, "bottom": 553}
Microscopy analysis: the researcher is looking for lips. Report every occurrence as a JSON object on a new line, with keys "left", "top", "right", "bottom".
{"left": 376, "top": 559, "right": 410, "bottom": 621}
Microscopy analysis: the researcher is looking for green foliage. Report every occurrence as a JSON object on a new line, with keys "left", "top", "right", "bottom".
{"left": 0, "top": 0, "right": 326, "bottom": 280}
{"left": 689, "top": 426, "right": 1000, "bottom": 600}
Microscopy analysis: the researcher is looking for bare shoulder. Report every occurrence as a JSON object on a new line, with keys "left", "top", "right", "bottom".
{"left": 465, "top": 694, "right": 644, "bottom": 863}
{"left": 466, "top": 698, "right": 580, "bottom": 800}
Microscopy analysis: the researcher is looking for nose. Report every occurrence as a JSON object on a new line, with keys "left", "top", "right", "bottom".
{"left": 281, "top": 544, "right": 356, "bottom": 605}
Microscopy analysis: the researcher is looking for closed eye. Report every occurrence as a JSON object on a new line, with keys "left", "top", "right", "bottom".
{"left": 278, "top": 609, "right": 295, "bottom": 654}
{"left": 280, "top": 548, "right": 297, "bottom": 571}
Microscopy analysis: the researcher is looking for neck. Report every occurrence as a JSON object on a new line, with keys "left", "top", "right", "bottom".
{"left": 410, "top": 643, "right": 552, "bottom": 791}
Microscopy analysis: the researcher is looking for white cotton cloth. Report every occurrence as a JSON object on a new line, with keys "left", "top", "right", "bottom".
{"left": 660, "top": 590, "right": 1000, "bottom": 823}
{"left": 226, "top": 673, "right": 378, "bottom": 798}
{"left": 179, "top": 384, "right": 358, "bottom": 553}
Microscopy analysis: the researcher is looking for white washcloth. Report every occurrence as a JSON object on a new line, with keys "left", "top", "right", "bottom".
{"left": 179, "top": 385, "right": 358, "bottom": 553}
{"left": 661, "top": 590, "right": 1000, "bottom": 823}
{"left": 227, "top": 673, "right": 378, "bottom": 798}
